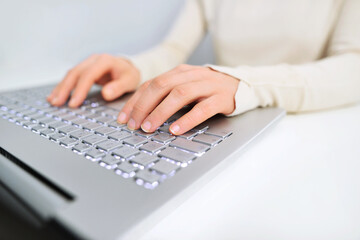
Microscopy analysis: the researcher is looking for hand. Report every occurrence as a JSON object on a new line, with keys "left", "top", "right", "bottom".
{"left": 118, "top": 64, "right": 239, "bottom": 135}
{"left": 47, "top": 54, "right": 140, "bottom": 107}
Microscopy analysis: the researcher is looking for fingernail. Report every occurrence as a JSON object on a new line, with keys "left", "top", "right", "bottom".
{"left": 118, "top": 112, "right": 127, "bottom": 123}
{"left": 104, "top": 87, "right": 113, "bottom": 98}
{"left": 69, "top": 98, "right": 77, "bottom": 107}
{"left": 128, "top": 118, "right": 136, "bottom": 130}
{"left": 51, "top": 97, "right": 58, "bottom": 105}
{"left": 170, "top": 124, "right": 180, "bottom": 134}
{"left": 47, "top": 94, "right": 53, "bottom": 101}
{"left": 141, "top": 121, "right": 151, "bottom": 132}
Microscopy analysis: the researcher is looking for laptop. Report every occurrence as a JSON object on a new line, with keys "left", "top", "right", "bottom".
{"left": 0, "top": 84, "right": 285, "bottom": 239}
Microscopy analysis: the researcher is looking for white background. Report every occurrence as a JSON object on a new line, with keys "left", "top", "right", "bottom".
{"left": 0, "top": 0, "right": 213, "bottom": 90}
{"left": 1, "top": 1, "right": 360, "bottom": 239}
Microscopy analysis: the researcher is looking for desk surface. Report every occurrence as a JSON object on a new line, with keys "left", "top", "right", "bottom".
{"left": 2, "top": 80, "right": 360, "bottom": 240}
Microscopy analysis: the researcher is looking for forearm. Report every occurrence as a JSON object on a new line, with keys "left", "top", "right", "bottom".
{"left": 209, "top": 53, "right": 360, "bottom": 115}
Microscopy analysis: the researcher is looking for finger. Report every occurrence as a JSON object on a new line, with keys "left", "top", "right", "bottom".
{"left": 48, "top": 55, "right": 97, "bottom": 106}
{"left": 49, "top": 69, "right": 80, "bottom": 106}
{"left": 117, "top": 81, "right": 150, "bottom": 124}
{"left": 101, "top": 74, "right": 137, "bottom": 101}
{"left": 68, "top": 60, "right": 112, "bottom": 108}
{"left": 169, "top": 95, "right": 221, "bottom": 135}
{"left": 140, "top": 81, "right": 214, "bottom": 133}
{"left": 127, "top": 70, "right": 199, "bottom": 130}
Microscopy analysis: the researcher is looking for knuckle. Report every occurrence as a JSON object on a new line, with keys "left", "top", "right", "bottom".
{"left": 132, "top": 103, "right": 147, "bottom": 114}
{"left": 66, "top": 68, "right": 76, "bottom": 77}
{"left": 151, "top": 77, "right": 168, "bottom": 90}
{"left": 141, "top": 80, "right": 151, "bottom": 89}
{"left": 176, "top": 64, "right": 190, "bottom": 71}
{"left": 195, "top": 102, "right": 213, "bottom": 115}
{"left": 190, "top": 67, "right": 206, "bottom": 77}
{"left": 172, "top": 85, "right": 189, "bottom": 99}
{"left": 98, "top": 53, "right": 111, "bottom": 62}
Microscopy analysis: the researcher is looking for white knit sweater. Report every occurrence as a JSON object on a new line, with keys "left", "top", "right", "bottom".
{"left": 130, "top": 0, "right": 360, "bottom": 116}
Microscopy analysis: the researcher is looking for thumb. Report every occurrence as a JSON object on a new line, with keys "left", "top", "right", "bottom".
{"left": 101, "top": 77, "right": 136, "bottom": 101}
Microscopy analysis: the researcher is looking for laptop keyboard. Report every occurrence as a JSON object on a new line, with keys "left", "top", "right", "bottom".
{"left": 0, "top": 86, "right": 232, "bottom": 189}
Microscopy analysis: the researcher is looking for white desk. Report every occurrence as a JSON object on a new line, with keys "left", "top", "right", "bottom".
{"left": 2, "top": 80, "right": 360, "bottom": 240}
{"left": 141, "top": 103, "right": 360, "bottom": 240}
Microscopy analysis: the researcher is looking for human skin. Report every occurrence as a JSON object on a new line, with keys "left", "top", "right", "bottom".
{"left": 47, "top": 54, "right": 239, "bottom": 135}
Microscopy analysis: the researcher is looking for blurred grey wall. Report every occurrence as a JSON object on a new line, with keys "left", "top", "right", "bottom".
{"left": 0, "top": 0, "right": 214, "bottom": 90}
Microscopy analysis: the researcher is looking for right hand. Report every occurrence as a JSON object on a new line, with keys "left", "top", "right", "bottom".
{"left": 47, "top": 54, "right": 140, "bottom": 108}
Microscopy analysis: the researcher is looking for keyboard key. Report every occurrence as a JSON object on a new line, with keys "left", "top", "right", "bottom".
{"left": 158, "top": 147, "right": 196, "bottom": 166}
{"left": 102, "top": 109, "right": 119, "bottom": 118}
{"left": 86, "top": 113, "right": 102, "bottom": 121}
{"left": 123, "top": 136, "right": 148, "bottom": 147}
{"left": 112, "top": 146, "right": 139, "bottom": 159}
{"left": 107, "top": 120, "right": 125, "bottom": 129}
{"left": 139, "top": 141, "right": 166, "bottom": 153}
{"left": 158, "top": 125, "right": 171, "bottom": 134}
{"left": 39, "top": 129, "right": 55, "bottom": 137}
{"left": 135, "top": 129, "right": 158, "bottom": 138}
{"left": 71, "top": 118, "right": 88, "bottom": 126}
{"left": 177, "top": 130, "right": 198, "bottom": 139}
{"left": 49, "top": 133, "right": 66, "bottom": 142}
{"left": 122, "top": 127, "right": 136, "bottom": 134}
{"left": 22, "top": 111, "right": 39, "bottom": 120}
{"left": 22, "top": 121, "right": 38, "bottom": 129}
{"left": 192, "top": 123, "right": 209, "bottom": 132}
{"left": 59, "top": 137, "right": 78, "bottom": 147}
{"left": 48, "top": 121, "right": 67, "bottom": 130}
{"left": 130, "top": 152, "right": 158, "bottom": 168}
{"left": 96, "top": 116, "right": 114, "bottom": 124}
{"left": 70, "top": 129, "right": 92, "bottom": 140}
{"left": 99, "top": 155, "right": 121, "bottom": 169}
{"left": 169, "top": 138, "right": 210, "bottom": 154}
{"left": 204, "top": 128, "right": 232, "bottom": 138}
{"left": 75, "top": 110, "right": 94, "bottom": 118}
{"left": 39, "top": 117, "right": 57, "bottom": 126}
{"left": 52, "top": 111, "right": 69, "bottom": 120}
{"left": 60, "top": 114, "right": 77, "bottom": 122}
{"left": 89, "top": 106, "right": 106, "bottom": 113}
{"left": 151, "top": 133, "right": 175, "bottom": 143}
{"left": 82, "top": 122, "right": 102, "bottom": 131}
{"left": 72, "top": 143, "right": 92, "bottom": 154}
{"left": 58, "top": 125, "right": 79, "bottom": 135}
{"left": 96, "top": 140, "right": 122, "bottom": 152}
{"left": 150, "top": 159, "right": 180, "bottom": 176}
{"left": 30, "top": 114, "right": 47, "bottom": 122}
{"left": 85, "top": 148, "right": 105, "bottom": 160}
{"left": 95, "top": 126, "right": 116, "bottom": 136}
{"left": 39, "top": 107, "right": 58, "bottom": 115}
{"left": 49, "top": 109, "right": 67, "bottom": 118}
{"left": 163, "top": 108, "right": 188, "bottom": 124}
{"left": 31, "top": 125, "right": 46, "bottom": 133}
{"left": 135, "top": 170, "right": 161, "bottom": 189}
{"left": 82, "top": 134, "right": 107, "bottom": 146}
{"left": 108, "top": 130, "right": 131, "bottom": 141}
{"left": 192, "top": 134, "right": 222, "bottom": 146}
{"left": 115, "top": 162, "right": 138, "bottom": 178}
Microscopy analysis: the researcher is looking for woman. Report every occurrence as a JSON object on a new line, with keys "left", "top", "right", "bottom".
{"left": 47, "top": 0, "right": 360, "bottom": 135}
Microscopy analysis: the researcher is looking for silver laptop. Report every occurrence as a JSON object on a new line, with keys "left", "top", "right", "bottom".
{"left": 0, "top": 84, "right": 285, "bottom": 239}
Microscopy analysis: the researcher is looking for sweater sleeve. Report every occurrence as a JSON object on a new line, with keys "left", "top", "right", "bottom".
{"left": 208, "top": 0, "right": 360, "bottom": 116}
{"left": 129, "top": 0, "right": 207, "bottom": 84}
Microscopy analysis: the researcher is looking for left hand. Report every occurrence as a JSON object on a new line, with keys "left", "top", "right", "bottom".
{"left": 117, "top": 64, "right": 239, "bottom": 135}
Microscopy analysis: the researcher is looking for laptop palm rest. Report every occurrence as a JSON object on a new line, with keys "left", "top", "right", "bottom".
{"left": 0, "top": 152, "right": 71, "bottom": 221}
